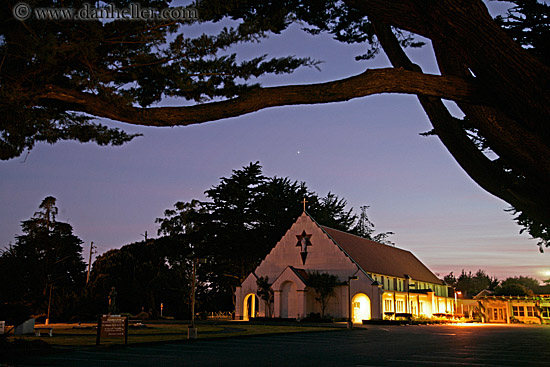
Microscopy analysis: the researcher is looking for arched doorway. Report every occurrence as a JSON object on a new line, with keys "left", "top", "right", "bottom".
{"left": 243, "top": 293, "right": 259, "bottom": 321}
{"left": 352, "top": 293, "right": 371, "bottom": 323}
{"left": 280, "top": 281, "right": 297, "bottom": 318}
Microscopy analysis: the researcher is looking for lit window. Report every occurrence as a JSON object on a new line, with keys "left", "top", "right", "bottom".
{"left": 396, "top": 300, "right": 404, "bottom": 313}
{"left": 513, "top": 306, "right": 525, "bottom": 317}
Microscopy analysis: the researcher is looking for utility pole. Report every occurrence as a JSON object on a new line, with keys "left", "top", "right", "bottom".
{"left": 191, "top": 258, "right": 197, "bottom": 328}
{"left": 188, "top": 258, "right": 206, "bottom": 339}
{"left": 86, "top": 242, "right": 96, "bottom": 284}
{"left": 46, "top": 284, "right": 53, "bottom": 325}
{"left": 141, "top": 231, "right": 148, "bottom": 241}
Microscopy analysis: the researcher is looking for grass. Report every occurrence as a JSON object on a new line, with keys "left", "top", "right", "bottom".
{"left": 3, "top": 322, "right": 339, "bottom": 347}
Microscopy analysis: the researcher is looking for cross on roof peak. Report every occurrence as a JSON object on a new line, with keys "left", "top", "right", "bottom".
{"left": 302, "top": 198, "right": 308, "bottom": 212}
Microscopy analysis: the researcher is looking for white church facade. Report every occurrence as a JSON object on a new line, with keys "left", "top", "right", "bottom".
{"left": 235, "top": 212, "right": 455, "bottom": 322}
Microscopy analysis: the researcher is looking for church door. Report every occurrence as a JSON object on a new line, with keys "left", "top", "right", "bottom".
{"left": 243, "top": 294, "right": 259, "bottom": 321}
{"left": 352, "top": 293, "right": 371, "bottom": 323}
{"left": 280, "top": 281, "right": 297, "bottom": 318}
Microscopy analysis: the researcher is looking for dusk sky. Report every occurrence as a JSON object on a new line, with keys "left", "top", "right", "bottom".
{"left": 1, "top": 1, "right": 549, "bottom": 282}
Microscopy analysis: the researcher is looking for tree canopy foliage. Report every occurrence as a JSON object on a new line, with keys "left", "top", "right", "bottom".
{"left": 84, "top": 163, "right": 390, "bottom": 315}
{"left": 444, "top": 270, "right": 548, "bottom": 297}
{"left": 84, "top": 238, "right": 194, "bottom": 318}
{"left": 155, "top": 162, "right": 391, "bottom": 310}
{"left": 444, "top": 269, "right": 499, "bottom": 298}
{"left": 0, "top": 197, "right": 86, "bottom": 320}
{"left": 2, "top": 0, "right": 550, "bottom": 249}
{"left": 307, "top": 271, "right": 340, "bottom": 317}
{"left": 493, "top": 276, "right": 542, "bottom": 296}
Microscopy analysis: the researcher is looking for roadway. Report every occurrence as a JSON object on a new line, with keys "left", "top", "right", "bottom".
{"left": 7, "top": 324, "right": 550, "bottom": 366}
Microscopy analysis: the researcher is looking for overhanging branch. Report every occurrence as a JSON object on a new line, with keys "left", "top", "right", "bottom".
{"left": 372, "top": 20, "right": 550, "bottom": 225}
{"left": 38, "top": 68, "right": 481, "bottom": 127}
{"left": 431, "top": 40, "right": 550, "bottom": 194}
{"left": 345, "top": 0, "right": 550, "bottom": 130}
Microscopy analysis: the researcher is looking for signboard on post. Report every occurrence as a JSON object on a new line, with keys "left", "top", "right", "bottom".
{"left": 96, "top": 315, "right": 128, "bottom": 345}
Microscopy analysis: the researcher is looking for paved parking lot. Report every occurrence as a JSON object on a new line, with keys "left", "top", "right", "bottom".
{"left": 6, "top": 324, "right": 550, "bottom": 366}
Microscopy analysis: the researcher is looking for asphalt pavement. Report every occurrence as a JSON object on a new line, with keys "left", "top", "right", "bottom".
{"left": 5, "top": 324, "right": 550, "bottom": 367}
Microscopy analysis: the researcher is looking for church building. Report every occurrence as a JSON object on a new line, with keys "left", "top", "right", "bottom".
{"left": 235, "top": 212, "right": 454, "bottom": 322}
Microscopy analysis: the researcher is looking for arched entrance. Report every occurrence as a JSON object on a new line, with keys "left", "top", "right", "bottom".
{"left": 352, "top": 293, "right": 371, "bottom": 323}
{"left": 243, "top": 293, "right": 259, "bottom": 321}
{"left": 280, "top": 281, "right": 297, "bottom": 318}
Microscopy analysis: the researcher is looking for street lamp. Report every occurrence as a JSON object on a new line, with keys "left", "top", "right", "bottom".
{"left": 347, "top": 275, "right": 358, "bottom": 329}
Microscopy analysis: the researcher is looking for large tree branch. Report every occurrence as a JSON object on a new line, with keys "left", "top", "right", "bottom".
{"left": 345, "top": 0, "right": 550, "bottom": 133}
{"left": 431, "top": 40, "right": 550, "bottom": 193}
{"left": 38, "top": 68, "right": 482, "bottom": 127}
{"left": 372, "top": 21, "right": 550, "bottom": 226}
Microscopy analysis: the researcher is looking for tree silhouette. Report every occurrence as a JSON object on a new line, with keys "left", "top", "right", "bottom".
{"left": 307, "top": 271, "right": 340, "bottom": 318}
{"left": 156, "top": 162, "right": 389, "bottom": 310}
{"left": 0, "top": 197, "right": 86, "bottom": 319}
{"left": 256, "top": 276, "right": 274, "bottom": 318}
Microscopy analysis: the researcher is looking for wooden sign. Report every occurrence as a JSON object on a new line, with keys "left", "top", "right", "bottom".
{"left": 96, "top": 315, "right": 128, "bottom": 345}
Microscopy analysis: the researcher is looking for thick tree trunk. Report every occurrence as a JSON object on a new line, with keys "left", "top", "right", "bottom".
{"left": 367, "top": 4, "right": 550, "bottom": 227}
{"left": 345, "top": 0, "right": 550, "bottom": 181}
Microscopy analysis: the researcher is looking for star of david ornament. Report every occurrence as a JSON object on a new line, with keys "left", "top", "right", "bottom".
{"left": 296, "top": 230, "right": 312, "bottom": 265}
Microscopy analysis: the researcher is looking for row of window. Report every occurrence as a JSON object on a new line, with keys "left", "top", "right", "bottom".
{"left": 512, "top": 305, "right": 536, "bottom": 317}
{"left": 385, "top": 299, "right": 405, "bottom": 313}
{"left": 383, "top": 299, "right": 425, "bottom": 314}
{"left": 368, "top": 273, "right": 447, "bottom": 297}
{"left": 488, "top": 306, "right": 550, "bottom": 320}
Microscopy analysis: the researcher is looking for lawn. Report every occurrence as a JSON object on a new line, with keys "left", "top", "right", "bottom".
{"left": 4, "top": 322, "right": 340, "bottom": 347}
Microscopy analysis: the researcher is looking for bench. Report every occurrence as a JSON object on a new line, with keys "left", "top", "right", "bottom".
{"left": 34, "top": 327, "right": 53, "bottom": 337}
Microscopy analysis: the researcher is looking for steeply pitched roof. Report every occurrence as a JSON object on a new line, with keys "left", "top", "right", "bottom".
{"left": 321, "top": 226, "right": 443, "bottom": 284}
